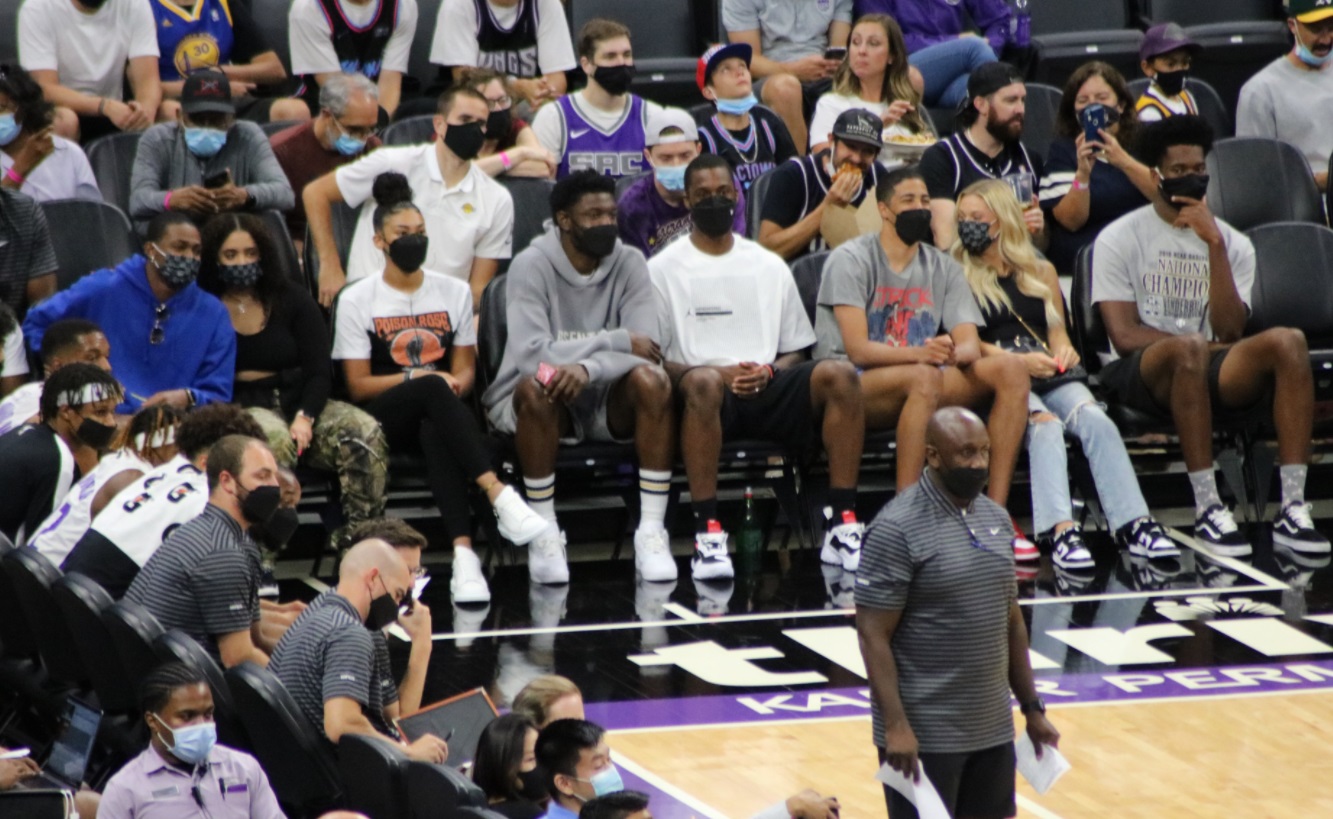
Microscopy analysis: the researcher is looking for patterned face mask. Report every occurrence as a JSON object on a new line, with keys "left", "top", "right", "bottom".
{"left": 957, "top": 220, "right": 996, "bottom": 255}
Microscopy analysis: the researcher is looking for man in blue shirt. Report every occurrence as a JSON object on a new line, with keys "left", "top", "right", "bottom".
{"left": 536, "top": 719, "right": 624, "bottom": 819}
{"left": 23, "top": 212, "right": 235, "bottom": 414}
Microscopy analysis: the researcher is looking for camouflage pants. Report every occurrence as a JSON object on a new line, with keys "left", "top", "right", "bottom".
{"left": 248, "top": 401, "right": 389, "bottom": 531}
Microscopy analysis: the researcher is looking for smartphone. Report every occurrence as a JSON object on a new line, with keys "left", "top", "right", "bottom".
{"left": 1079, "top": 104, "right": 1110, "bottom": 147}
{"left": 823, "top": 47, "right": 847, "bottom": 61}
{"left": 536, "top": 362, "right": 557, "bottom": 387}
{"left": 203, "top": 168, "right": 232, "bottom": 189}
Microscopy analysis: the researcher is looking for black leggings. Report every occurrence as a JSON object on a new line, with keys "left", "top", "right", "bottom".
{"left": 365, "top": 375, "right": 493, "bottom": 542}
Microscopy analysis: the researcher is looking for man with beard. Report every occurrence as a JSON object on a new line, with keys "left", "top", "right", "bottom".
{"left": 918, "top": 63, "right": 1044, "bottom": 248}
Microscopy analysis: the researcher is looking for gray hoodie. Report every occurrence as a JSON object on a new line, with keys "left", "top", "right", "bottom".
{"left": 482, "top": 226, "right": 659, "bottom": 411}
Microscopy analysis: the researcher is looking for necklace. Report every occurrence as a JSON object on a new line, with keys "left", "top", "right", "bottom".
{"left": 711, "top": 115, "right": 761, "bottom": 164}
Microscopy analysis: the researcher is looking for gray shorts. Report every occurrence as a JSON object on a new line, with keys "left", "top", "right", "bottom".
{"left": 487, "top": 381, "right": 629, "bottom": 445}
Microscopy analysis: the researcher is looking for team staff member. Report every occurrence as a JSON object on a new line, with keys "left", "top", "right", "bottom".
{"left": 856, "top": 407, "right": 1059, "bottom": 818}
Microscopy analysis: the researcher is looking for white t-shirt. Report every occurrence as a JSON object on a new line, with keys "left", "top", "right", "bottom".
{"left": 288, "top": 0, "right": 419, "bottom": 76}
{"left": 18, "top": 0, "right": 160, "bottom": 100}
{"left": 648, "top": 234, "right": 817, "bottom": 367}
{"left": 1236, "top": 56, "right": 1333, "bottom": 172}
{"left": 0, "top": 137, "right": 101, "bottom": 203}
{"left": 83, "top": 454, "right": 209, "bottom": 568}
{"left": 332, "top": 269, "right": 478, "bottom": 375}
{"left": 30, "top": 449, "right": 150, "bottom": 567}
{"left": 808, "top": 93, "right": 927, "bottom": 168}
{"left": 429, "top": 0, "right": 576, "bottom": 76}
{"left": 1091, "top": 204, "right": 1255, "bottom": 363}
{"left": 0, "top": 382, "right": 41, "bottom": 438}
{"left": 3, "top": 324, "right": 30, "bottom": 380}
{"left": 530, "top": 90, "right": 665, "bottom": 162}
{"left": 336, "top": 144, "right": 514, "bottom": 282}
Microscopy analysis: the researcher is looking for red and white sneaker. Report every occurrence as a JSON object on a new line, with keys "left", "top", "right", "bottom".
{"left": 1012, "top": 518, "right": 1039, "bottom": 562}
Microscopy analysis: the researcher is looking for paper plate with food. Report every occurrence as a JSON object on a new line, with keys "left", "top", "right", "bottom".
{"left": 882, "top": 131, "right": 937, "bottom": 161}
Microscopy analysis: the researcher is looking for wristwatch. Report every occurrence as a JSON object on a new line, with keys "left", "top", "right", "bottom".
{"left": 1020, "top": 697, "right": 1046, "bottom": 715}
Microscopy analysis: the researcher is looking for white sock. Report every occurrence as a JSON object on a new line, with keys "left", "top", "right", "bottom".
{"left": 1189, "top": 469, "right": 1222, "bottom": 517}
{"left": 638, "top": 469, "right": 672, "bottom": 533}
{"left": 1280, "top": 464, "right": 1308, "bottom": 508}
{"left": 523, "top": 474, "right": 557, "bottom": 524}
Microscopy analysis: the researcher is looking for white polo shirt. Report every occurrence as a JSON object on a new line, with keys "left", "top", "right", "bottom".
{"left": 18, "top": 0, "right": 160, "bottom": 101}
{"left": 337, "top": 144, "right": 515, "bottom": 283}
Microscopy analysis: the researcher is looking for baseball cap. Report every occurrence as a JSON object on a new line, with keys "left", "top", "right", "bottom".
{"left": 697, "top": 42, "right": 752, "bottom": 94}
{"left": 646, "top": 107, "right": 699, "bottom": 147}
{"left": 1290, "top": 0, "right": 1333, "bottom": 24}
{"left": 966, "top": 62, "right": 1026, "bottom": 104}
{"left": 831, "top": 108, "right": 884, "bottom": 149}
{"left": 181, "top": 69, "right": 234, "bottom": 116}
{"left": 1140, "top": 23, "right": 1202, "bottom": 61}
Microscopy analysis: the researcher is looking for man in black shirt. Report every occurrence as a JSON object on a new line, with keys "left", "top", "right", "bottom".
{"left": 919, "top": 62, "right": 1045, "bottom": 249}
{"left": 0, "top": 362, "right": 121, "bottom": 546}
{"left": 757, "top": 108, "right": 886, "bottom": 261}
{"left": 696, "top": 43, "right": 798, "bottom": 196}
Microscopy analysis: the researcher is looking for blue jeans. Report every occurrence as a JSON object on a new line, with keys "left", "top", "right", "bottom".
{"left": 909, "top": 37, "right": 997, "bottom": 110}
{"left": 1026, "top": 381, "right": 1150, "bottom": 535}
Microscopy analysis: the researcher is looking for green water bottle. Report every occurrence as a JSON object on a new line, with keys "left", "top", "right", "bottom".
{"left": 737, "top": 487, "right": 763, "bottom": 570}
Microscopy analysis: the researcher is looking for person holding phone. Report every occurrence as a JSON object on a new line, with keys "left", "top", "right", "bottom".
{"left": 128, "top": 69, "right": 294, "bottom": 235}
{"left": 1038, "top": 61, "right": 1156, "bottom": 274}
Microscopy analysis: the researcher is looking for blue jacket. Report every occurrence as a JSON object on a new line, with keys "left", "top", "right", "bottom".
{"left": 22, "top": 255, "right": 235, "bottom": 412}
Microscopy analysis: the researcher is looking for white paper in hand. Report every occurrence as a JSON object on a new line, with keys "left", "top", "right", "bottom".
{"left": 875, "top": 762, "right": 951, "bottom": 819}
{"left": 1015, "top": 732, "right": 1071, "bottom": 795}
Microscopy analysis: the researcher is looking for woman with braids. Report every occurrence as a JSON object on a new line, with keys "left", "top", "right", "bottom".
{"left": 97, "top": 662, "right": 283, "bottom": 819}
{"left": 332, "top": 172, "right": 548, "bottom": 605}
{"left": 0, "top": 64, "right": 101, "bottom": 202}
{"left": 197, "top": 212, "right": 388, "bottom": 547}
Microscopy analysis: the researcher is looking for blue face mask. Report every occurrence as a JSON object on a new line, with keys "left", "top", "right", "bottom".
{"left": 1295, "top": 37, "right": 1333, "bottom": 68}
{"left": 184, "top": 127, "right": 227, "bottom": 158}
{"left": 654, "top": 163, "right": 687, "bottom": 192}
{"left": 583, "top": 764, "right": 624, "bottom": 797}
{"left": 0, "top": 114, "right": 20, "bottom": 147}
{"left": 155, "top": 716, "right": 217, "bottom": 766}
{"left": 716, "top": 93, "right": 758, "bottom": 116}
{"left": 333, "top": 133, "right": 367, "bottom": 156}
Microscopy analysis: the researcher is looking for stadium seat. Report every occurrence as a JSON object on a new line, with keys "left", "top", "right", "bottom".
{"left": 302, "top": 201, "right": 362, "bottom": 302}
{"left": 1027, "top": 0, "right": 1144, "bottom": 89}
{"left": 2, "top": 548, "right": 90, "bottom": 689}
{"left": 154, "top": 629, "right": 248, "bottom": 751}
{"left": 51, "top": 573, "right": 138, "bottom": 715}
{"left": 339, "top": 733, "right": 409, "bottom": 819}
{"left": 1246, "top": 221, "right": 1333, "bottom": 359}
{"left": 1020, "top": 83, "right": 1062, "bottom": 165}
{"left": 40, "top": 199, "right": 137, "bottom": 290}
{"left": 1204, "top": 137, "right": 1322, "bottom": 232}
{"left": 1140, "top": 0, "right": 1280, "bottom": 28}
{"left": 497, "top": 176, "right": 556, "bottom": 261}
{"left": 0, "top": 790, "right": 75, "bottom": 819}
{"left": 746, "top": 168, "right": 776, "bottom": 240}
{"left": 403, "top": 758, "right": 487, "bottom": 819}
{"left": 86, "top": 132, "right": 143, "bottom": 217}
{"left": 258, "top": 209, "right": 303, "bottom": 281}
{"left": 251, "top": 0, "right": 294, "bottom": 73}
{"left": 1126, "top": 76, "right": 1232, "bottom": 138}
{"left": 1183, "top": 22, "right": 1289, "bottom": 116}
{"left": 569, "top": 0, "right": 701, "bottom": 103}
{"left": 225, "top": 662, "right": 343, "bottom": 814}
{"left": 790, "top": 251, "right": 830, "bottom": 327}
{"left": 453, "top": 809, "right": 510, "bottom": 819}
{"left": 0, "top": 533, "right": 42, "bottom": 665}
{"left": 407, "top": 0, "right": 446, "bottom": 94}
{"left": 383, "top": 115, "right": 437, "bottom": 146}
{"left": 103, "top": 599, "right": 166, "bottom": 690}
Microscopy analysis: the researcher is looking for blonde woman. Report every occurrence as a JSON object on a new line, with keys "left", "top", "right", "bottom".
{"left": 952, "top": 179, "right": 1178, "bottom": 569}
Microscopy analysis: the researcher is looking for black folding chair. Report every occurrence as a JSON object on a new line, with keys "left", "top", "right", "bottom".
{"left": 103, "top": 599, "right": 166, "bottom": 690}
{"left": 403, "top": 758, "right": 487, "bottom": 819}
{"left": 51, "top": 573, "right": 138, "bottom": 714}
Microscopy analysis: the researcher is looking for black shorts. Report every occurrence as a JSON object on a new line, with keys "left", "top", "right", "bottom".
{"left": 1098, "top": 344, "right": 1269, "bottom": 424}
{"left": 76, "top": 114, "right": 119, "bottom": 145}
{"left": 717, "top": 359, "right": 819, "bottom": 453}
{"left": 879, "top": 743, "right": 1016, "bottom": 819}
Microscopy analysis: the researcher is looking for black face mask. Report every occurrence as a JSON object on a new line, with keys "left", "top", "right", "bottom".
{"left": 936, "top": 466, "right": 989, "bottom": 501}
{"left": 517, "top": 767, "right": 547, "bottom": 802}
{"left": 253, "top": 507, "right": 299, "bottom": 553}
{"left": 593, "top": 64, "right": 636, "bottom": 96}
{"left": 486, "top": 108, "right": 513, "bottom": 141}
{"left": 388, "top": 234, "right": 429, "bottom": 272}
{"left": 893, "top": 208, "right": 934, "bottom": 246}
{"left": 1154, "top": 69, "right": 1188, "bottom": 97}
{"left": 443, "top": 121, "right": 486, "bottom": 160}
{"left": 365, "top": 575, "right": 400, "bottom": 631}
{"left": 1159, "top": 173, "right": 1209, "bottom": 206}
{"left": 690, "top": 196, "right": 736, "bottom": 238}
{"left": 570, "top": 223, "right": 618, "bottom": 259}
{"left": 76, "top": 416, "right": 117, "bottom": 450}
{"left": 238, "top": 482, "right": 282, "bottom": 526}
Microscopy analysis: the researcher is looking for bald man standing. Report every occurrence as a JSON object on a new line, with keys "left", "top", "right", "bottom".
{"left": 268, "top": 538, "right": 449, "bottom": 763}
{"left": 855, "top": 408, "right": 1059, "bottom": 819}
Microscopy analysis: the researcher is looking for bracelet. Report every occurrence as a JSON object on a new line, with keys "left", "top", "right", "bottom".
{"left": 1070, "top": 178, "right": 1089, "bottom": 192}
{"left": 499, "top": 151, "right": 512, "bottom": 169}
{"left": 764, "top": 364, "right": 776, "bottom": 380}
{"left": 4, "top": 167, "right": 23, "bottom": 186}
{"left": 163, "top": 191, "right": 173, "bottom": 209}
{"left": 97, "top": 97, "right": 107, "bottom": 117}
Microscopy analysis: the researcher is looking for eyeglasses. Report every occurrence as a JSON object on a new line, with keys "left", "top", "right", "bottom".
{"left": 150, "top": 304, "right": 169, "bottom": 345}
{"left": 333, "top": 116, "right": 379, "bottom": 141}
{"left": 411, "top": 567, "right": 430, "bottom": 581}
{"left": 485, "top": 95, "right": 512, "bottom": 112}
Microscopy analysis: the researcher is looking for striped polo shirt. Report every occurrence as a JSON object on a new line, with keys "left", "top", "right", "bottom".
{"left": 298, "top": 589, "right": 400, "bottom": 723}
{"left": 855, "top": 470, "right": 1017, "bottom": 754}
{"left": 125, "top": 503, "right": 261, "bottom": 663}
{"left": 268, "top": 591, "right": 395, "bottom": 745}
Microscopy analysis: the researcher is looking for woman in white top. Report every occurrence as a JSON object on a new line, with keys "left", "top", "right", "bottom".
{"left": 0, "top": 65, "right": 101, "bottom": 202}
{"left": 331, "top": 172, "right": 547, "bottom": 604}
{"left": 810, "top": 14, "right": 935, "bottom": 166}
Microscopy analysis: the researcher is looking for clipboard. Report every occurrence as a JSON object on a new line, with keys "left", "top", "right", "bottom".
{"left": 393, "top": 687, "right": 499, "bottom": 770}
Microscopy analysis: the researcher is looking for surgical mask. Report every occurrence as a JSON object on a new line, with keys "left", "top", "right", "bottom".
{"left": 183, "top": 127, "right": 227, "bottom": 158}
{"left": 690, "top": 195, "right": 736, "bottom": 238}
{"left": 654, "top": 163, "right": 687, "bottom": 192}
{"left": 715, "top": 93, "right": 758, "bottom": 116}
{"left": 387, "top": 233, "right": 429, "bottom": 271}
{"left": 219, "top": 261, "right": 263, "bottom": 288}
{"left": 1295, "top": 38, "right": 1333, "bottom": 68}
{"left": 957, "top": 220, "right": 996, "bottom": 255}
{"left": 570, "top": 223, "right": 618, "bottom": 259}
{"left": 1158, "top": 172, "right": 1209, "bottom": 206}
{"left": 237, "top": 482, "right": 281, "bottom": 525}
{"left": 333, "top": 133, "right": 367, "bottom": 156}
{"left": 1153, "top": 69, "right": 1188, "bottom": 97}
{"left": 365, "top": 574, "right": 400, "bottom": 631}
{"left": 892, "top": 208, "right": 933, "bottom": 246}
{"left": 254, "top": 507, "right": 299, "bottom": 553}
{"left": 517, "top": 767, "right": 547, "bottom": 801}
{"left": 76, "top": 416, "right": 117, "bottom": 450}
{"left": 936, "top": 465, "right": 988, "bottom": 501}
{"left": 593, "top": 64, "right": 636, "bottom": 96}
{"left": 154, "top": 717, "right": 217, "bottom": 766}
{"left": 153, "top": 245, "right": 201, "bottom": 288}
{"left": 486, "top": 108, "right": 513, "bottom": 141}
{"left": 443, "top": 121, "right": 486, "bottom": 160}
{"left": 0, "top": 113, "right": 20, "bottom": 147}
{"left": 579, "top": 764, "right": 625, "bottom": 798}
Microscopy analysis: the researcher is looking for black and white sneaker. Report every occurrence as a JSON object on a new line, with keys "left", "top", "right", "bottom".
{"left": 1047, "top": 526, "right": 1095, "bottom": 570}
{"left": 1117, "top": 517, "right": 1181, "bottom": 559}
{"left": 691, "top": 521, "right": 735, "bottom": 580}
{"left": 1193, "top": 504, "right": 1252, "bottom": 557}
{"left": 1272, "top": 502, "right": 1331, "bottom": 554}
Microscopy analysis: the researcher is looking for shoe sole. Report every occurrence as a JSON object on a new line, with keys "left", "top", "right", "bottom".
{"left": 1196, "top": 541, "right": 1253, "bottom": 557}
{"left": 692, "top": 560, "right": 735, "bottom": 580}
{"left": 499, "top": 521, "right": 550, "bottom": 546}
{"left": 636, "top": 559, "right": 679, "bottom": 583}
{"left": 450, "top": 586, "right": 493, "bottom": 604}
{"left": 1014, "top": 550, "right": 1040, "bottom": 562}
{"left": 1126, "top": 543, "right": 1182, "bottom": 559}
{"left": 1273, "top": 530, "right": 1333, "bottom": 554}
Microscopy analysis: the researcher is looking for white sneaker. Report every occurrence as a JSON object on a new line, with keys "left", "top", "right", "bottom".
{"left": 635, "top": 577, "right": 676, "bottom": 654}
{"left": 691, "top": 521, "right": 734, "bottom": 580}
{"left": 820, "top": 510, "right": 865, "bottom": 572}
{"left": 493, "top": 485, "right": 550, "bottom": 545}
{"left": 451, "top": 602, "right": 490, "bottom": 649}
{"left": 634, "top": 528, "right": 678, "bottom": 581}
{"left": 449, "top": 547, "right": 491, "bottom": 603}
{"left": 528, "top": 526, "right": 570, "bottom": 585}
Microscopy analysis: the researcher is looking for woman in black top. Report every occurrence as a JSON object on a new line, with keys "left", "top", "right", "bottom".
{"left": 472, "top": 714, "right": 545, "bottom": 819}
{"left": 198, "top": 213, "right": 388, "bottom": 551}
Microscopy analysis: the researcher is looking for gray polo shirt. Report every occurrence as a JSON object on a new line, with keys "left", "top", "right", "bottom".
{"left": 855, "top": 471, "right": 1017, "bottom": 754}
{"left": 125, "top": 503, "right": 262, "bottom": 664}
{"left": 722, "top": 0, "right": 854, "bottom": 64}
{"left": 302, "top": 589, "right": 401, "bottom": 712}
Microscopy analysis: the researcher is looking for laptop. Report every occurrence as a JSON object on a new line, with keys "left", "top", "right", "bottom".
{"left": 394, "top": 687, "right": 498, "bottom": 771}
{"left": 24, "top": 699, "right": 101, "bottom": 791}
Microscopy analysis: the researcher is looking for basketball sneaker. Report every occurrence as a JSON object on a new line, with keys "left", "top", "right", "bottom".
{"left": 1272, "top": 502, "right": 1331, "bottom": 554}
{"left": 691, "top": 520, "right": 735, "bottom": 580}
{"left": 1117, "top": 517, "right": 1181, "bottom": 559}
{"left": 820, "top": 509, "right": 865, "bottom": 572}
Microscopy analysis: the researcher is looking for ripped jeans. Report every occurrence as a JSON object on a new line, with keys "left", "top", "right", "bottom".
{"left": 1026, "top": 381, "right": 1149, "bottom": 535}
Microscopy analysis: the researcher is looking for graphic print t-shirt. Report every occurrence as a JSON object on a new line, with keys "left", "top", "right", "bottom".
{"left": 332, "top": 270, "right": 477, "bottom": 376}
{"left": 813, "top": 232, "right": 983, "bottom": 360}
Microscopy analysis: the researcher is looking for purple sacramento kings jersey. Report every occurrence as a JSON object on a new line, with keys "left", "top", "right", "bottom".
{"left": 556, "top": 94, "right": 648, "bottom": 180}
